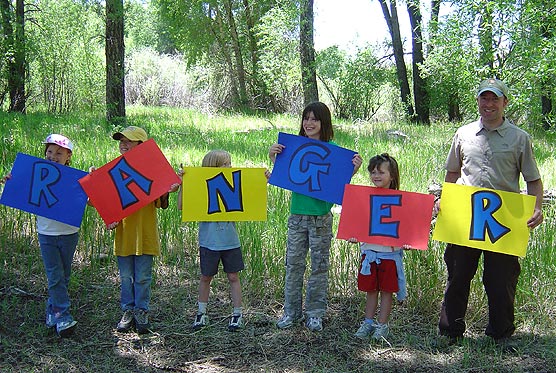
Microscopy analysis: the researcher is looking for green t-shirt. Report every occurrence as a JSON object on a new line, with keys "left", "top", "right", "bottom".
{"left": 290, "top": 192, "right": 333, "bottom": 216}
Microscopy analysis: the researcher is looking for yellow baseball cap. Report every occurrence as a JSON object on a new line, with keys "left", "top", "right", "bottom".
{"left": 112, "top": 126, "right": 148, "bottom": 142}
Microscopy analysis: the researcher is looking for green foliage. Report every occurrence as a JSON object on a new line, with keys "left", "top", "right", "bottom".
{"left": 255, "top": 0, "right": 301, "bottom": 113}
{"left": 26, "top": 0, "right": 105, "bottom": 113}
{"left": 317, "top": 45, "right": 392, "bottom": 121}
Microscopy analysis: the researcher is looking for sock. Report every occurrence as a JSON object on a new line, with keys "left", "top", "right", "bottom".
{"left": 364, "top": 318, "right": 375, "bottom": 325}
{"left": 233, "top": 306, "right": 242, "bottom": 316}
{"left": 197, "top": 302, "right": 207, "bottom": 314}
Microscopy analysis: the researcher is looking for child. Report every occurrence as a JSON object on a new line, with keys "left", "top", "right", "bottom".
{"left": 269, "top": 102, "right": 362, "bottom": 332}
{"left": 108, "top": 126, "right": 171, "bottom": 334}
{"left": 351, "top": 153, "right": 408, "bottom": 341}
{"left": 2, "top": 134, "right": 80, "bottom": 337}
{"left": 177, "top": 150, "right": 245, "bottom": 332}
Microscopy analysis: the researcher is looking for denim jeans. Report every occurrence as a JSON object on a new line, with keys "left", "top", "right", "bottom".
{"left": 38, "top": 232, "right": 79, "bottom": 324}
{"left": 117, "top": 255, "right": 153, "bottom": 311}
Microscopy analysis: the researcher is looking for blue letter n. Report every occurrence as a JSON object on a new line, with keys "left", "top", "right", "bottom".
{"left": 206, "top": 171, "right": 243, "bottom": 214}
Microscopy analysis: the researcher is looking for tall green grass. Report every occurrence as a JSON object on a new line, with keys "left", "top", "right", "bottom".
{"left": 1, "top": 107, "right": 555, "bottom": 331}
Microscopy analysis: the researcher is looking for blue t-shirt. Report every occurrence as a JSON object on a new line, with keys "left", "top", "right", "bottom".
{"left": 199, "top": 222, "right": 240, "bottom": 251}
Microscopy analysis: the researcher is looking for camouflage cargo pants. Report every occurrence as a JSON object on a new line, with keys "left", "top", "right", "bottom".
{"left": 283, "top": 213, "right": 333, "bottom": 319}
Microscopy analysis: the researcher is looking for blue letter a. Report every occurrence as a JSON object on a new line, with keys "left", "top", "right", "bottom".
{"left": 206, "top": 171, "right": 243, "bottom": 214}
{"left": 29, "top": 161, "right": 60, "bottom": 207}
{"left": 470, "top": 191, "right": 510, "bottom": 243}
{"left": 109, "top": 158, "right": 153, "bottom": 209}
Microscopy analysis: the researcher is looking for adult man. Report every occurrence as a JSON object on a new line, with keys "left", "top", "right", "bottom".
{"left": 438, "top": 78, "right": 544, "bottom": 343}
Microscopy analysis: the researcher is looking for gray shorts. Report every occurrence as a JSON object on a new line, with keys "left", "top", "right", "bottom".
{"left": 199, "top": 246, "right": 244, "bottom": 276}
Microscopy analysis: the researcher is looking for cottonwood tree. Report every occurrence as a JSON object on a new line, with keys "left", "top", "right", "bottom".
{"left": 155, "top": 0, "right": 276, "bottom": 110}
{"left": 0, "top": 0, "right": 25, "bottom": 112}
{"left": 299, "top": 0, "right": 318, "bottom": 105}
{"left": 106, "top": 0, "right": 125, "bottom": 124}
{"left": 407, "top": 0, "right": 429, "bottom": 123}
{"left": 378, "top": 0, "right": 414, "bottom": 119}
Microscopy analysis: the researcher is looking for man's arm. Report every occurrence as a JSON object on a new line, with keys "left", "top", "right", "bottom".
{"left": 445, "top": 171, "right": 460, "bottom": 183}
{"left": 526, "top": 178, "right": 544, "bottom": 229}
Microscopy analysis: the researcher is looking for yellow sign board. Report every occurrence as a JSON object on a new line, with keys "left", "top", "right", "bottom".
{"left": 181, "top": 167, "right": 267, "bottom": 221}
{"left": 432, "top": 183, "right": 536, "bottom": 257}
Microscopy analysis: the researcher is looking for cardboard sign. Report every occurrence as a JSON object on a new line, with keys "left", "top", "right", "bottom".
{"left": 268, "top": 132, "right": 356, "bottom": 204}
{"left": 79, "top": 139, "right": 180, "bottom": 225}
{"left": 337, "top": 184, "right": 434, "bottom": 249}
{"left": 181, "top": 167, "right": 267, "bottom": 221}
{"left": 432, "top": 183, "right": 536, "bottom": 257}
{"left": 0, "top": 153, "right": 88, "bottom": 227}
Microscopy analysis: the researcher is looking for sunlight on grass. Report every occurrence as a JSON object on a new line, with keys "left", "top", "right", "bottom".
{"left": 1, "top": 107, "right": 556, "bottom": 362}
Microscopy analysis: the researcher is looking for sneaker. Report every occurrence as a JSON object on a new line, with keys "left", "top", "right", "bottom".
{"left": 354, "top": 320, "right": 377, "bottom": 339}
{"left": 134, "top": 309, "right": 150, "bottom": 334}
{"left": 56, "top": 319, "right": 77, "bottom": 337}
{"left": 116, "top": 309, "right": 135, "bottom": 332}
{"left": 371, "top": 323, "right": 389, "bottom": 340}
{"left": 192, "top": 312, "right": 209, "bottom": 330}
{"left": 276, "top": 314, "right": 303, "bottom": 329}
{"left": 306, "top": 316, "right": 323, "bottom": 332}
{"left": 46, "top": 312, "right": 56, "bottom": 328}
{"left": 228, "top": 314, "right": 243, "bottom": 332}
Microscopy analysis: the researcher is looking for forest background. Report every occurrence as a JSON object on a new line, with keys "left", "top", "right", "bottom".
{"left": 1, "top": 0, "right": 556, "bottom": 372}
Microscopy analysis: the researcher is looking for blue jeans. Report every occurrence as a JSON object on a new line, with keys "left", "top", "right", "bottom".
{"left": 117, "top": 255, "right": 153, "bottom": 311}
{"left": 38, "top": 233, "right": 79, "bottom": 324}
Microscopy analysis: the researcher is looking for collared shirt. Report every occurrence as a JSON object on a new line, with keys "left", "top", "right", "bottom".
{"left": 445, "top": 118, "right": 541, "bottom": 192}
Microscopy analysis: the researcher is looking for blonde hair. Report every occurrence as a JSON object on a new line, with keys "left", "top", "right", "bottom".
{"left": 202, "top": 150, "right": 231, "bottom": 167}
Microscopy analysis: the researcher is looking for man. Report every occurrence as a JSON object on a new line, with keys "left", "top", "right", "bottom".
{"left": 438, "top": 78, "right": 544, "bottom": 343}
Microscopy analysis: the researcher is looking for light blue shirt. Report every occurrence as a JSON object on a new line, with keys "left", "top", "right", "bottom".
{"left": 199, "top": 222, "right": 240, "bottom": 251}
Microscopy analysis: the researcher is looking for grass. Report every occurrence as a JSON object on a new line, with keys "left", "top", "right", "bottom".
{"left": 1, "top": 106, "right": 555, "bottom": 372}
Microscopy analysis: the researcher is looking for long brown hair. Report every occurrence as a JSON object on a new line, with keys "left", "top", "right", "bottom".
{"left": 298, "top": 101, "right": 334, "bottom": 142}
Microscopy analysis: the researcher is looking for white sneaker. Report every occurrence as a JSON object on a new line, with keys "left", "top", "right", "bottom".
{"left": 228, "top": 314, "right": 243, "bottom": 331}
{"left": 306, "top": 316, "right": 323, "bottom": 332}
{"left": 372, "top": 323, "right": 389, "bottom": 340}
{"left": 276, "top": 314, "right": 303, "bottom": 329}
{"left": 192, "top": 313, "right": 209, "bottom": 330}
{"left": 56, "top": 320, "right": 77, "bottom": 337}
{"left": 354, "top": 320, "right": 376, "bottom": 339}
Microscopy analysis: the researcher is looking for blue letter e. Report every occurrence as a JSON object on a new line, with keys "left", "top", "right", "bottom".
{"left": 369, "top": 194, "right": 402, "bottom": 238}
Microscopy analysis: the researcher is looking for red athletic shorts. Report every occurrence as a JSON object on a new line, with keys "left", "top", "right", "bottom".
{"left": 357, "top": 256, "right": 399, "bottom": 293}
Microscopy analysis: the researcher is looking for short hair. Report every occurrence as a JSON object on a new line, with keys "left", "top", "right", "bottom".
{"left": 299, "top": 102, "right": 334, "bottom": 142}
{"left": 202, "top": 150, "right": 231, "bottom": 167}
{"left": 367, "top": 153, "right": 400, "bottom": 190}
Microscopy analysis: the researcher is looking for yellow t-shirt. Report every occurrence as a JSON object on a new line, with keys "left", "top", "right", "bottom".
{"left": 114, "top": 201, "right": 160, "bottom": 256}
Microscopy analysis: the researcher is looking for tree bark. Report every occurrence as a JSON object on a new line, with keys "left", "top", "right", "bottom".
{"left": 106, "top": 0, "right": 125, "bottom": 125}
{"left": 299, "top": 0, "right": 318, "bottom": 105}
{"left": 223, "top": 0, "right": 248, "bottom": 107}
{"left": 378, "top": 0, "right": 414, "bottom": 119}
{"left": 1, "top": 0, "right": 26, "bottom": 113}
{"left": 407, "top": 0, "right": 429, "bottom": 123}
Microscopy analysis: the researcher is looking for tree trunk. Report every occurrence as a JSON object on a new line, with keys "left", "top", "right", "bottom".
{"left": 1, "top": 0, "right": 26, "bottom": 113}
{"left": 299, "top": 0, "right": 318, "bottom": 105}
{"left": 407, "top": 0, "right": 429, "bottom": 123}
{"left": 378, "top": 0, "right": 414, "bottom": 119}
{"left": 223, "top": 0, "right": 248, "bottom": 108}
{"left": 106, "top": 0, "right": 125, "bottom": 125}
